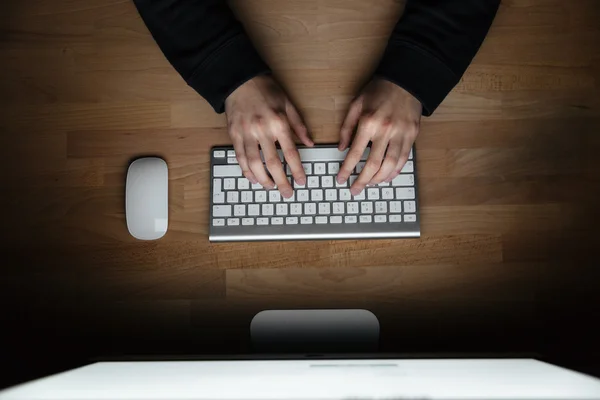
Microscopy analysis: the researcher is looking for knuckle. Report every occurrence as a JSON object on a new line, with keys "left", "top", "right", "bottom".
{"left": 265, "top": 157, "right": 281, "bottom": 170}
{"left": 365, "top": 159, "right": 382, "bottom": 171}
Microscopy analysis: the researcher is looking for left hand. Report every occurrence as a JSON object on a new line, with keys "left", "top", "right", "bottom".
{"left": 336, "top": 78, "right": 422, "bottom": 196}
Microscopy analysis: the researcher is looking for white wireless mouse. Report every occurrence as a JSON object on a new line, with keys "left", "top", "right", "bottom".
{"left": 126, "top": 157, "right": 168, "bottom": 240}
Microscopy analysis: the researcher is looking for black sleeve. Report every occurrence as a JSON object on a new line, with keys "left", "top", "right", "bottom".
{"left": 133, "top": 0, "right": 271, "bottom": 113}
{"left": 375, "top": 0, "right": 501, "bottom": 116}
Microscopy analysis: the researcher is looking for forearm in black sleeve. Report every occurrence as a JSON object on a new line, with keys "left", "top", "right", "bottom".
{"left": 375, "top": 0, "right": 501, "bottom": 116}
{"left": 133, "top": 0, "right": 270, "bottom": 113}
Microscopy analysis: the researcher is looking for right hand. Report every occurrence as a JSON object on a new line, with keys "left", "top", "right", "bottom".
{"left": 224, "top": 75, "right": 313, "bottom": 198}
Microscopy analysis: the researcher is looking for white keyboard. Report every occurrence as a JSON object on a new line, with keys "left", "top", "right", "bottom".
{"left": 209, "top": 145, "right": 420, "bottom": 241}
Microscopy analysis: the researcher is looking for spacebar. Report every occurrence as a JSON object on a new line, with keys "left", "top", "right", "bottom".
{"left": 296, "top": 147, "right": 370, "bottom": 162}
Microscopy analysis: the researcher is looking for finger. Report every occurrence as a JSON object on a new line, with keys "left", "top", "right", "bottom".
{"left": 384, "top": 140, "right": 412, "bottom": 183}
{"left": 369, "top": 139, "right": 401, "bottom": 185}
{"left": 246, "top": 141, "right": 274, "bottom": 189}
{"left": 231, "top": 133, "right": 257, "bottom": 184}
{"left": 286, "top": 101, "right": 313, "bottom": 147}
{"left": 351, "top": 137, "right": 388, "bottom": 196}
{"left": 260, "top": 138, "right": 293, "bottom": 198}
{"left": 338, "top": 98, "right": 363, "bottom": 151}
{"left": 337, "top": 116, "right": 372, "bottom": 183}
{"left": 277, "top": 133, "right": 306, "bottom": 186}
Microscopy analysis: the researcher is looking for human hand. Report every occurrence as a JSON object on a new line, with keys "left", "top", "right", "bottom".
{"left": 336, "top": 78, "right": 422, "bottom": 195}
{"left": 225, "top": 75, "right": 313, "bottom": 198}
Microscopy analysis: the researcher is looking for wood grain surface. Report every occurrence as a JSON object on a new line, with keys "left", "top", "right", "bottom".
{"left": 1, "top": 0, "right": 599, "bottom": 380}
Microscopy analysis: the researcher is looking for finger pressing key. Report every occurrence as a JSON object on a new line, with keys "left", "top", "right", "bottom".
{"left": 261, "top": 139, "right": 293, "bottom": 198}
{"left": 278, "top": 134, "right": 306, "bottom": 186}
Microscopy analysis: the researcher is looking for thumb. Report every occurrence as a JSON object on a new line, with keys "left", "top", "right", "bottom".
{"left": 286, "top": 101, "right": 313, "bottom": 147}
{"left": 339, "top": 97, "right": 363, "bottom": 151}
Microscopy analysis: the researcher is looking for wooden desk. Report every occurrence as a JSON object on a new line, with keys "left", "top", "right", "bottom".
{"left": 1, "top": 0, "right": 599, "bottom": 367}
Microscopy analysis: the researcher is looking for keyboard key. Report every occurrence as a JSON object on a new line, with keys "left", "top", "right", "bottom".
{"left": 374, "top": 215, "right": 387, "bottom": 223}
{"left": 301, "top": 216, "right": 313, "bottom": 224}
{"left": 224, "top": 178, "right": 236, "bottom": 190}
{"left": 213, "top": 205, "right": 232, "bottom": 217}
{"left": 283, "top": 192, "right": 295, "bottom": 202}
{"left": 241, "top": 191, "right": 253, "bottom": 203}
{"left": 361, "top": 202, "right": 373, "bottom": 214}
{"left": 367, "top": 188, "right": 380, "bottom": 200}
{"left": 286, "top": 217, "right": 298, "bottom": 225}
{"left": 401, "top": 161, "right": 414, "bottom": 173}
{"left": 212, "top": 218, "right": 225, "bottom": 226}
{"left": 314, "top": 163, "right": 326, "bottom": 175}
{"left": 302, "top": 163, "right": 312, "bottom": 175}
{"left": 325, "top": 189, "right": 337, "bottom": 201}
{"left": 227, "top": 157, "right": 238, "bottom": 164}
{"left": 308, "top": 176, "right": 320, "bottom": 188}
{"left": 404, "top": 214, "right": 417, "bottom": 222}
{"left": 395, "top": 188, "right": 415, "bottom": 199}
{"left": 404, "top": 201, "right": 416, "bottom": 213}
{"left": 238, "top": 178, "right": 250, "bottom": 190}
{"left": 255, "top": 191, "right": 267, "bottom": 202}
{"left": 311, "top": 189, "right": 323, "bottom": 201}
{"left": 347, "top": 202, "right": 359, "bottom": 214}
{"left": 392, "top": 174, "right": 414, "bottom": 186}
{"left": 213, "top": 192, "right": 225, "bottom": 204}
{"left": 328, "top": 162, "right": 340, "bottom": 174}
{"left": 378, "top": 181, "right": 390, "bottom": 187}
{"left": 276, "top": 204, "right": 288, "bottom": 216}
{"left": 242, "top": 218, "right": 254, "bottom": 226}
{"left": 214, "top": 165, "right": 242, "bottom": 177}
{"left": 390, "top": 201, "right": 402, "bottom": 213}
{"left": 335, "top": 179, "right": 347, "bottom": 188}
{"left": 321, "top": 176, "right": 334, "bottom": 187}
{"left": 333, "top": 202, "right": 345, "bottom": 214}
{"left": 252, "top": 182, "right": 263, "bottom": 190}
{"left": 290, "top": 203, "right": 303, "bottom": 215}
{"left": 297, "top": 190, "right": 309, "bottom": 202}
{"left": 315, "top": 216, "right": 328, "bottom": 224}
{"left": 330, "top": 216, "right": 343, "bottom": 224}
{"left": 382, "top": 188, "right": 394, "bottom": 199}
{"left": 234, "top": 204, "right": 246, "bottom": 216}
{"left": 271, "top": 217, "right": 284, "bottom": 225}
{"left": 355, "top": 162, "right": 366, "bottom": 173}
{"left": 213, "top": 178, "right": 222, "bottom": 193}
{"left": 248, "top": 204, "right": 260, "bottom": 216}
{"left": 339, "top": 189, "right": 351, "bottom": 201}
{"left": 375, "top": 201, "right": 387, "bottom": 213}
{"left": 227, "top": 150, "right": 236, "bottom": 158}
{"left": 349, "top": 175, "right": 358, "bottom": 185}
{"left": 359, "top": 215, "right": 372, "bottom": 223}
{"left": 286, "top": 164, "right": 292, "bottom": 176}
{"left": 269, "top": 191, "right": 281, "bottom": 202}
{"left": 389, "top": 215, "right": 402, "bottom": 223}
{"left": 345, "top": 215, "right": 357, "bottom": 224}
{"left": 318, "top": 203, "right": 331, "bottom": 215}
{"left": 409, "top": 148, "right": 413, "bottom": 159}
{"left": 262, "top": 204, "right": 274, "bottom": 216}
{"left": 257, "top": 217, "right": 269, "bottom": 225}
{"left": 214, "top": 150, "right": 226, "bottom": 158}
{"left": 305, "top": 203, "right": 317, "bottom": 215}
{"left": 353, "top": 190, "right": 365, "bottom": 200}
{"left": 227, "top": 218, "right": 240, "bottom": 226}
{"left": 227, "top": 192, "right": 239, "bottom": 203}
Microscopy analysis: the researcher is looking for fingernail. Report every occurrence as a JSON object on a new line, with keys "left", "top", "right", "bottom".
{"left": 249, "top": 177, "right": 258, "bottom": 184}
{"left": 297, "top": 177, "right": 306, "bottom": 185}
{"left": 336, "top": 175, "right": 346, "bottom": 184}
{"left": 351, "top": 188, "right": 360, "bottom": 196}
{"left": 282, "top": 188, "right": 293, "bottom": 198}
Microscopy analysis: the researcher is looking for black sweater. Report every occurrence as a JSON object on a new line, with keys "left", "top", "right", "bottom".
{"left": 134, "top": 0, "right": 500, "bottom": 116}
